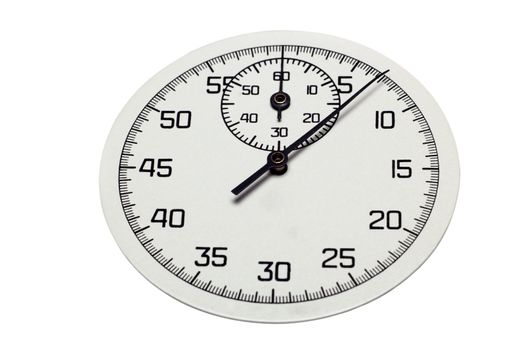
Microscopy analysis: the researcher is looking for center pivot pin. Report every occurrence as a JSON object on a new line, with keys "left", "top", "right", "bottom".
{"left": 270, "top": 92, "right": 291, "bottom": 111}
{"left": 268, "top": 151, "right": 288, "bottom": 175}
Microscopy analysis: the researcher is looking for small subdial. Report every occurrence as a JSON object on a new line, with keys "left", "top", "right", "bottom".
{"left": 221, "top": 58, "right": 340, "bottom": 151}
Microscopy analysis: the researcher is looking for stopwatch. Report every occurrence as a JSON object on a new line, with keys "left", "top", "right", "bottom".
{"left": 100, "top": 31, "right": 459, "bottom": 323}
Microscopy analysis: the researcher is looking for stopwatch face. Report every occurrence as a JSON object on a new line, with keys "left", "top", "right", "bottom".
{"left": 100, "top": 31, "right": 459, "bottom": 323}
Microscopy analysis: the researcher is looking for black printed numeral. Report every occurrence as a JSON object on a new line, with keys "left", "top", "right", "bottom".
{"left": 375, "top": 110, "right": 395, "bottom": 129}
{"left": 160, "top": 111, "right": 191, "bottom": 129}
{"left": 206, "top": 76, "right": 234, "bottom": 94}
{"left": 369, "top": 210, "right": 402, "bottom": 230}
{"left": 337, "top": 76, "right": 353, "bottom": 93}
{"left": 139, "top": 158, "right": 172, "bottom": 177}
{"left": 303, "top": 112, "right": 321, "bottom": 123}
{"left": 392, "top": 159, "right": 412, "bottom": 178}
{"left": 257, "top": 261, "right": 291, "bottom": 282}
{"left": 322, "top": 248, "right": 355, "bottom": 268}
{"left": 271, "top": 127, "right": 288, "bottom": 137}
{"left": 273, "top": 71, "right": 290, "bottom": 81}
{"left": 194, "top": 247, "right": 228, "bottom": 267}
{"left": 151, "top": 208, "right": 185, "bottom": 228}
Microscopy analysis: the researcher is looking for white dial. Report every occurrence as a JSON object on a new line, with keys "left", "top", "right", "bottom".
{"left": 100, "top": 31, "right": 459, "bottom": 323}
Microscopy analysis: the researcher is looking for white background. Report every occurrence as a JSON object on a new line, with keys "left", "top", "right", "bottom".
{"left": 1, "top": 1, "right": 523, "bottom": 348}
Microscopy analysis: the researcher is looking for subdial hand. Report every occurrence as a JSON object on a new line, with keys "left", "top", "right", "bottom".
{"left": 270, "top": 46, "right": 290, "bottom": 122}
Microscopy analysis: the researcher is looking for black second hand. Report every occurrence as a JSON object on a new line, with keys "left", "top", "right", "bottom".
{"left": 284, "top": 69, "right": 390, "bottom": 154}
{"left": 231, "top": 69, "right": 390, "bottom": 195}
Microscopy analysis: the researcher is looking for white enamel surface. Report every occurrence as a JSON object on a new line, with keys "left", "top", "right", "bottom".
{"left": 100, "top": 31, "right": 459, "bottom": 323}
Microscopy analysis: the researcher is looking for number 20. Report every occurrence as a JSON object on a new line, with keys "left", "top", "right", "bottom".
{"left": 369, "top": 210, "right": 402, "bottom": 230}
